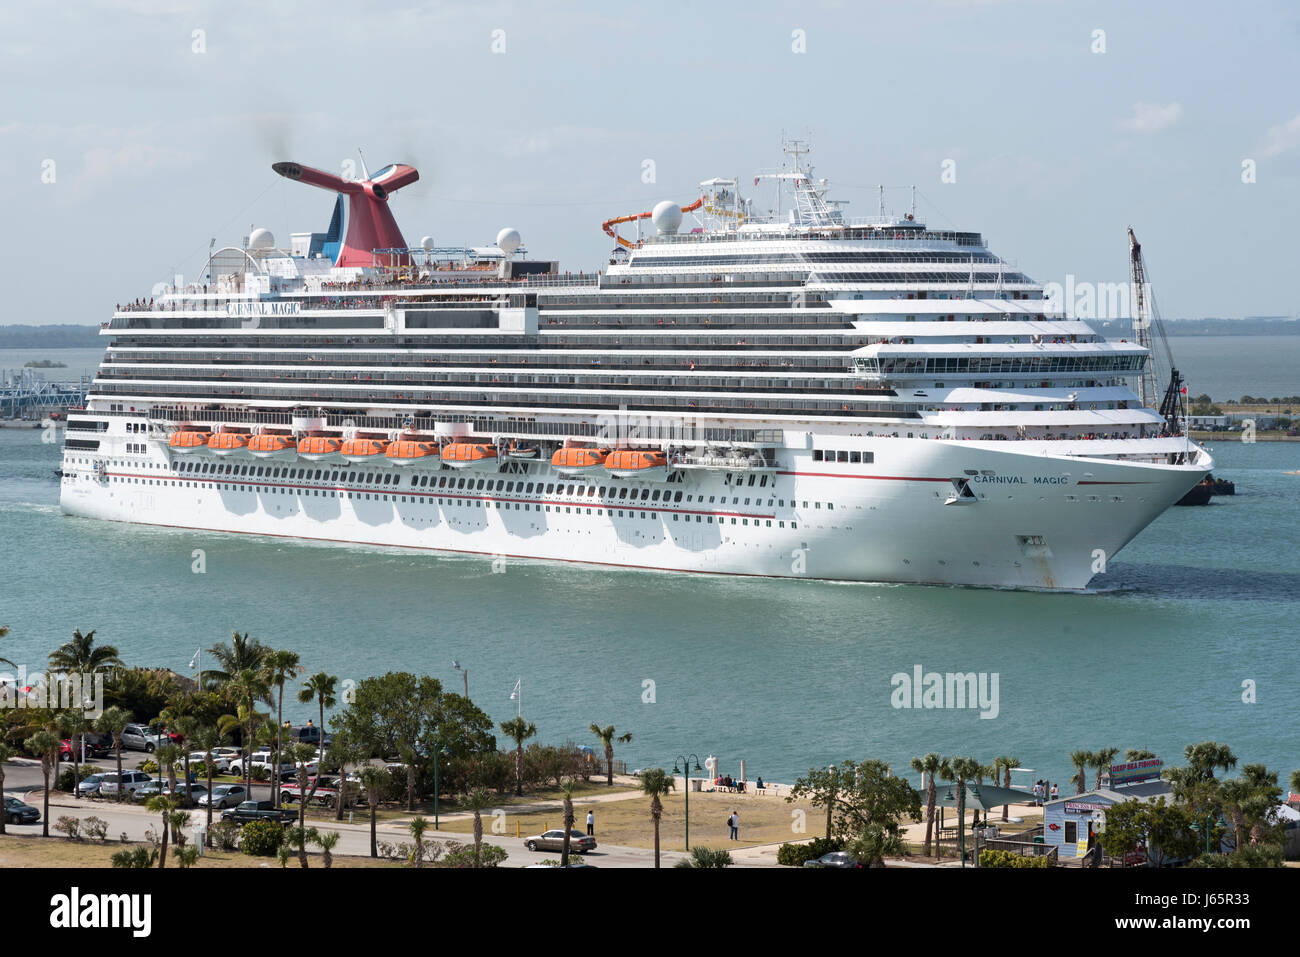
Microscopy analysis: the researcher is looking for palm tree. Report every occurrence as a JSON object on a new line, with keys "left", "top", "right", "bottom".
{"left": 1092, "top": 747, "right": 1120, "bottom": 789}
{"left": 1125, "top": 749, "right": 1157, "bottom": 762}
{"left": 993, "top": 755, "right": 1021, "bottom": 822}
{"left": 408, "top": 816, "right": 429, "bottom": 868}
{"left": 463, "top": 788, "right": 491, "bottom": 867}
{"left": 262, "top": 649, "right": 301, "bottom": 799}
{"left": 910, "top": 752, "right": 943, "bottom": 856}
{"left": 0, "top": 742, "right": 15, "bottom": 836}
{"left": 95, "top": 706, "right": 131, "bottom": 804}
{"left": 1183, "top": 741, "right": 1238, "bottom": 781}
{"left": 189, "top": 726, "right": 225, "bottom": 839}
{"left": 1069, "top": 750, "right": 1094, "bottom": 794}
{"left": 297, "top": 671, "right": 337, "bottom": 776}
{"left": 204, "top": 630, "right": 270, "bottom": 686}
{"left": 169, "top": 714, "right": 198, "bottom": 804}
{"left": 499, "top": 717, "right": 537, "bottom": 796}
{"left": 145, "top": 794, "right": 178, "bottom": 868}
{"left": 57, "top": 708, "right": 87, "bottom": 800}
{"left": 559, "top": 777, "right": 576, "bottom": 867}
{"left": 312, "top": 830, "right": 340, "bottom": 868}
{"left": 155, "top": 743, "right": 181, "bottom": 799}
{"left": 943, "top": 756, "right": 981, "bottom": 861}
{"left": 48, "top": 628, "right": 122, "bottom": 674}
{"left": 589, "top": 724, "right": 632, "bottom": 786}
{"left": 640, "top": 767, "right": 675, "bottom": 868}
{"left": 24, "top": 729, "right": 59, "bottom": 837}
{"left": 358, "top": 765, "right": 386, "bottom": 858}
{"left": 227, "top": 669, "right": 270, "bottom": 792}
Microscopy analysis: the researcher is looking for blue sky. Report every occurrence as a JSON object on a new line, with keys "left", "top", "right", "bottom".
{"left": 2, "top": 0, "right": 1297, "bottom": 322}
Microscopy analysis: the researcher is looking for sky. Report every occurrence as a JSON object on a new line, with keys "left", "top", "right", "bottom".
{"left": 1, "top": 0, "right": 1297, "bottom": 323}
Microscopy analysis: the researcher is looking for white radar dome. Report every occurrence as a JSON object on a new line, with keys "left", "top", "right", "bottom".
{"left": 651, "top": 201, "right": 683, "bottom": 235}
{"left": 248, "top": 227, "right": 275, "bottom": 249}
{"left": 496, "top": 227, "right": 521, "bottom": 256}
{"left": 421, "top": 236, "right": 435, "bottom": 251}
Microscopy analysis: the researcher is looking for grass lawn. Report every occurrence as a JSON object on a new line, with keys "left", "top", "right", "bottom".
{"left": 0, "top": 834, "right": 399, "bottom": 868}
{"left": 436, "top": 787, "right": 822, "bottom": 851}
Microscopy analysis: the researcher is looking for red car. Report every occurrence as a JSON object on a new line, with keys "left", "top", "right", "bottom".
{"left": 58, "top": 735, "right": 112, "bottom": 761}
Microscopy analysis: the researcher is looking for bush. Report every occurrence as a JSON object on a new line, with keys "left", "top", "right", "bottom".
{"left": 1188, "top": 845, "right": 1284, "bottom": 868}
{"left": 776, "top": 836, "right": 843, "bottom": 866}
{"left": 979, "top": 849, "right": 1050, "bottom": 868}
{"left": 139, "top": 760, "right": 159, "bottom": 775}
{"left": 54, "top": 816, "right": 82, "bottom": 841}
{"left": 209, "top": 821, "right": 240, "bottom": 852}
{"left": 82, "top": 816, "right": 109, "bottom": 842}
{"left": 437, "top": 840, "right": 508, "bottom": 868}
{"left": 675, "top": 846, "right": 734, "bottom": 868}
{"left": 111, "top": 847, "right": 158, "bottom": 868}
{"left": 239, "top": 820, "right": 285, "bottom": 857}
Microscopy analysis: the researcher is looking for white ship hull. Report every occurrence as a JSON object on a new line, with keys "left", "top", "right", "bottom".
{"left": 60, "top": 428, "right": 1210, "bottom": 590}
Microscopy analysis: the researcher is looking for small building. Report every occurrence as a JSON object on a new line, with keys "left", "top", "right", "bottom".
{"left": 1188, "top": 414, "right": 1230, "bottom": 430}
{"left": 1043, "top": 779, "right": 1172, "bottom": 860}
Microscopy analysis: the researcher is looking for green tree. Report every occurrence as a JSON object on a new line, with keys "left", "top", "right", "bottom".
{"left": 463, "top": 787, "right": 492, "bottom": 867}
{"left": 204, "top": 630, "right": 270, "bottom": 687}
{"left": 95, "top": 706, "right": 131, "bottom": 804}
{"left": 1092, "top": 747, "right": 1119, "bottom": 789}
{"left": 48, "top": 628, "right": 122, "bottom": 674}
{"left": 791, "top": 759, "right": 922, "bottom": 865}
{"left": 144, "top": 794, "right": 178, "bottom": 868}
{"left": 190, "top": 725, "right": 226, "bottom": 838}
{"left": 24, "top": 729, "right": 59, "bottom": 837}
{"left": 993, "top": 755, "right": 1021, "bottom": 822}
{"left": 589, "top": 723, "right": 632, "bottom": 787}
{"left": 909, "top": 752, "right": 943, "bottom": 856}
{"left": 297, "top": 671, "right": 337, "bottom": 786}
{"left": 499, "top": 716, "right": 537, "bottom": 797}
{"left": 639, "top": 767, "right": 675, "bottom": 868}
{"left": 358, "top": 765, "right": 386, "bottom": 858}
{"left": 939, "top": 756, "right": 982, "bottom": 862}
{"left": 408, "top": 815, "right": 429, "bottom": 868}
{"left": 227, "top": 669, "right": 271, "bottom": 792}
{"left": 1069, "top": 749, "right": 1094, "bottom": 794}
{"left": 1125, "top": 749, "right": 1157, "bottom": 762}
{"left": 559, "top": 777, "right": 576, "bottom": 867}
{"left": 311, "top": 830, "right": 340, "bottom": 868}
{"left": 261, "top": 649, "right": 301, "bottom": 799}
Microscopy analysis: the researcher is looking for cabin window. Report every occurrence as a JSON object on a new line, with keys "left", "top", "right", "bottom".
{"left": 812, "top": 449, "right": 823, "bottom": 462}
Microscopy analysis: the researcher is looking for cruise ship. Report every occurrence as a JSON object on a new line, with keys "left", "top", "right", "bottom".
{"left": 59, "top": 144, "right": 1211, "bottom": 589}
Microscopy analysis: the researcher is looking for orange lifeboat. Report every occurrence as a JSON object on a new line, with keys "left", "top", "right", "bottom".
{"left": 442, "top": 442, "right": 499, "bottom": 471}
{"left": 552, "top": 446, "right": 609, "bottom": 477}
{"left": 385, "top": 440, "right": 441, "bottom": 469}
{"left": 297, "top": 435, "right": 344, "bottom": 463}
{"left": 247, "top": 433, "right": 298, "bottom": 460}
{"left": 341, "top": 437, "right": 391, "bottom": 465}
{"left": 168, "top": 430, "right": 212, "bottom": 454}
{"left": 207, "top": 432, "right": 251, "bottom": 458}
{"left": 604, "top": 449, "right": 668, "bottom": 479}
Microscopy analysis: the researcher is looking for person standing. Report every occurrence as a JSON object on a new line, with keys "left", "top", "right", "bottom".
{"left": 728, "top": 810, "right": 739, "bottom": 841}
{"left": 586, "top": 809, "right": 594, "bottom": 836}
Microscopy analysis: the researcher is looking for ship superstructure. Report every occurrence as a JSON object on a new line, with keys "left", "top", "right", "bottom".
{"left": 59, "top": 143, "right": 1211, "bottom": 589}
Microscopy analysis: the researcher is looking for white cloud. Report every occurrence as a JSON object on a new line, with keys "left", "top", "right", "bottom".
{"left": 1261, "top": 112, "right": 1300, "bottom": 157}
{"left": 1118, "top": 101, "right": 1182, "bottom": 134}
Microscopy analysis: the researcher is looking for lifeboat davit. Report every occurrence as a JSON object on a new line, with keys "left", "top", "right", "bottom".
{"left": 341, "top": 437, "right": 391, "bottom": 465}
{"left": 247, "top": 433, "right": 298, "bottom": 460}
{"left": 552, "top": 446, "right": 609, "bottom": 477}
{"left": 442, "top": 442, "right": 499, "bottom": 471}
{"left": 385, "top": 439, "right": 441, "bottom": 468}
{"left": 207, "top": 432, "right": 251, "bottom": 458}
{"left": 297, "top": 435, "right": 345, "bottom": 463}
{"left": 604, "top": 449, "right": 668, "bottom": 479}
{"left": 168, "top": 430, "right": 212, "bottom": 454}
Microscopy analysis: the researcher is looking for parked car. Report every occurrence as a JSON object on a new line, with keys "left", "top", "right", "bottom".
{"left": 221, "top": 800, "right": 297, "bottom": 825}
{"left": 120, "top": 723, "right": 175, "bottom": 753}
{"left": 279, "top": 775, "right": 357, "bottom": 808}
{"left": 803, "top": 851, "right": 863, "bottom": 869}
{"left": 187, "top": 750, "right": 232, "bottom": 773}
{"left": 229, "top": 753, "right": 300, "bottom": 778}
{"left": 523, "top": 829, "right": 597, "bottom": 854}
{"left": 197, "top": 784, "right": 247, "bottom": 809}
{"left": 97, "top": 770, "right": 153, "bottom": 798}
{"left": 134, "top": 780, "right": 207, "bottom": 802}
{"left": 3, "top": 796, "right": 40, "bottom": 825}
{"left": 74, "top": 773, "right": 109, "bottom": 798}
{"left": 285, "top": 725, "right": 331, "bottom": 748}
{"left": 59, "top": 734, "right": 113, "bottom": 761}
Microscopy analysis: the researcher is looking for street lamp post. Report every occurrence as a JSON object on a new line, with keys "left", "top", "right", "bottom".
{"left": 452, "top": 660, "right": 468, "bottom": 698}
{"left": 672, "top": 754, "right": 703, "bottom": 851}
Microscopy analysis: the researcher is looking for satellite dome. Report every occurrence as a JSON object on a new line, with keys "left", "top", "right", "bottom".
{"left": 496, "top": 227, "right": 521, "bottom": 256}
{"left": 248, "top": 227, "right": 275, "bottom": 249}
{"left": 420, "top": 236, "right": 435, "bottom": 251}
{"left": 651, "top": 201, "right": 683, "bottom": 235}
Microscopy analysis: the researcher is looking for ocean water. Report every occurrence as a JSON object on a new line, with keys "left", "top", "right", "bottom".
{"left": 1, "top": 426, "right": 1296, "bottom": 789}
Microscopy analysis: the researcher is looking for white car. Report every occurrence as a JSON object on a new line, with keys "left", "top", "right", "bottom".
{"left": 98, "top": 770, "right": 153, "bottom": 797}
{"left": 197, "top": 784, "right": 248, "bottom": 809}
{"left": 188, "top": 751, "right": 232, "bottom": 773}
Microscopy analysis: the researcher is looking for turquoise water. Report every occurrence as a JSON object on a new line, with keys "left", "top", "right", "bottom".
{"left": 1, "top": 426, "right": 1297, "bottom": 789}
